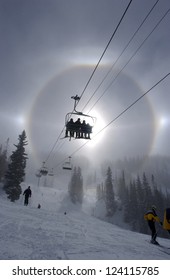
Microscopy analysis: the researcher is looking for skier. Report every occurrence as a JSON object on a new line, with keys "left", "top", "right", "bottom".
{"left": 163, "top": 208, "right": 170, "bottom": 235}
{"left": 144, "top": 205, "right": 162, "bottom": 245}
{"left": 23, "top": 186, "right": 32, "bottom": 206}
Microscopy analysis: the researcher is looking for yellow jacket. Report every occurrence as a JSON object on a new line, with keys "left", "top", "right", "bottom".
{"left": 144, "top": 211, "right": 160, "bottom": 223}
{"left": 163, "top": 208, "right": 170, "bottom": 230}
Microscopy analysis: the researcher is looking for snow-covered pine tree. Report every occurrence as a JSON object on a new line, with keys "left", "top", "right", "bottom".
{"left": 68, "top": 166, "right": 83, "bottom": 204}
{"left": 4, "top": 130, "right": 28, "bottom": 202}
{"left": 105, "top": 166, "right": 115, "bottom": 217}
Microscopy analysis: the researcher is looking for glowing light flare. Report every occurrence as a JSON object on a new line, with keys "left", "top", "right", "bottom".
{"left": 15, "top": 115, "right": 26, "bottom": 126}
{"left": 159, "top": 116, "right": 170, "bottom": 127}
{"left": 87, "top": 109, "right": 106, "bottom": 148}
{"left": 0, "top": 112, "right": 26, "bottom": 127}
{"left": 70, "top": 48, "right": 110, "bottom": 67}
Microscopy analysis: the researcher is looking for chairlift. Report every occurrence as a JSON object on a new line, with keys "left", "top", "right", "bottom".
{"left": 48, "top": 168, "right": 54, "bottom": 176}
{"left": 62, "top": 156, "right": 72, "bottom": 170}
{"left": 64, "top": 95, "right": 96, "bottom": 140}
{"left": 35, "top": 170, "right": 41, "bottom": 178}
{"left": 39, "top": 162, "right": 48, "bottom": 176}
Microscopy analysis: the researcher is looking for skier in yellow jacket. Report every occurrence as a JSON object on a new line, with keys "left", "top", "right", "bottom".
{"left": 163, "top": 208, "right": 170, "bottom": 234}
{"left": 144, "top": 205, "right": 162, "bottom": 245}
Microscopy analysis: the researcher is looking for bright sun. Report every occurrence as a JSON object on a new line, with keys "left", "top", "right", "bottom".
{"left": 87, "top": 109, "right": 106, "bottom": 148}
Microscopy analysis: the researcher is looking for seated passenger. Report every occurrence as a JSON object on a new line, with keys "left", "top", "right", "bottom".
{"left": 74, "top": 118, "right": 81, "bottom": 138}
{"left": 85, "top": 123, "right": 92, "bottom": 139}
{"left": 80, "top": 120, "right": 87, "bottom": 138}
{"left": 80, "top": 120, "right": 92, "bottom": 139}
{"left": 65, "top": 118, "right": 75, "bottom": 138}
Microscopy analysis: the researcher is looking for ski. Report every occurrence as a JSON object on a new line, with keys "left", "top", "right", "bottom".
{"left": 158, "top": 248, "right": 170, "bottom": 256}
{"left": 145, "top": 240, "right": 170, "bottom": 249}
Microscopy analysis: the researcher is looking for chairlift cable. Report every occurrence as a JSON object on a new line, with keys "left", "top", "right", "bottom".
{"left": 46, "top": 2, "right": 167, "bottom": 167}
{"left": 74, "top": 0, "right": 133, "bottom": 110}
{"left": 81, "top": 0, "right": 160, "bottom": 112}
{"left": 86, "top": 6, "right": 170, "bottom": 114}
{"left": 69, "top": 73, "right": 170, "bottom": 157}
{"left": 39, "top": 1, "right": 167, "bottom": 168}
{"left": 43, "top": 3, "right": 169, "bottom": 172}
{"left": 62, "top": 0, "right": 133, "bottom": 140}
{"left": 51, "top": 72, "right": 170, "bottom": 170}
{"left": 93, "top": 73, "right": 170, "bottom": 136}
{"left": 44, "top": 127, "right": 65, "bottom": 163}
{"left": 43, "top": 3, "right": 169, "bottom": 171}
{"left": 40, "top": 0, "right": 133, "bottom": 165}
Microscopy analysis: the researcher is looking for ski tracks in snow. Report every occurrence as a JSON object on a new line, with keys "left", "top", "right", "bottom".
{"left": 0, "top": 197, "right": 170, "bottom": 260}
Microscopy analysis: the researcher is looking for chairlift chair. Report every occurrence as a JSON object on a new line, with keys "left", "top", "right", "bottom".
{"left": 35, "top": 170, "right": 41, "bottom": 178}
{"left": 40, "top": 162, "right": 48, "bottom": 176}
{"left": 48, "top": 169, "right": 54, "bottom": 176}
{"left": 64, "top": 95, "right": 96, "bottom": 140}
{"left": 62, "top": 156, "right": 72, "bottom": 170}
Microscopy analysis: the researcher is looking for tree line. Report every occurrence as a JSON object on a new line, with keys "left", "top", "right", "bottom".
{"left": 68, "top": 165, "right": 170, "bottom": 238}
{"left": 95, "top": 168, "right": 170, "bottom": 238}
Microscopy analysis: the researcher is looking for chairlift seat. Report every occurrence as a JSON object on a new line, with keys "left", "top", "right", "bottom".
{"left": 63, "top": 165, "right": 72, "bottom": 170}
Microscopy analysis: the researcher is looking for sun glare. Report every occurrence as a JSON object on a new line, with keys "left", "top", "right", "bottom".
{"left": 87, "top": 110, "right": 106, "bottom": 148}
{"left": 15, "top": 115, "right": 25, "bottom": 126}
{"left": 159, "top": 116, "right": 169, "bottom": 127}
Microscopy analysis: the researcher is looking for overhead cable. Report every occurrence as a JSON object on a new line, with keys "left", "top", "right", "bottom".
{"left": 75, "top": 0, "right": 133, "bottom": 110}
{"left": 81, "top": 0, "right": 160, "bottom": 112}
{"left": 87, "top": 7, "right": 170, "bottom": 113}
{"left": 43, "top": 0, "right": 133, "bottom": 164}
{"left": 68, "top": 72, "right": 170, "bottom": 158}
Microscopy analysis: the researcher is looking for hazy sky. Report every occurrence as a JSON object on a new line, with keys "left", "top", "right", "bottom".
{"left": 0, "top": 0, "right": 170, "bottom": 173}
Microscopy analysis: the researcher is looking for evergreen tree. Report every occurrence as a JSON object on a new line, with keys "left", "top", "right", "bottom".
{"left": 123, "top": 187, "right": 130, "bottom": 223}
{"left": 4, "top": 131, "right": 28, "bottom": 202}
{"left": 117, "top": 170, "right": 127, "bottom": 204}
{"left": 96, "top": 183, "right": 105, "bottom": 201}
{"left": 117, "top": 170, "right": 129, "bottom": 222}
{"left": 135, "top": 175, "right": 147, "bottom": 233}
{"left": 0, "top": 144, "right": 8, "bottom": 183}
{"left": 105, "top": 166, "right": 115, "bottom": 217}
{"left": 151, "top": 174, "right": 164, "bottom": 212}
{"left": 68, "top": 166, "right": 83, "bottom": 204}
{"left": 142, "top": 172, "right": 153, "bottom": 208}
{"left": 127, "top": 180, "right": 138, "bottom": 230}
{"left": 76, "top": 166, "right": 83, "bottom": 203}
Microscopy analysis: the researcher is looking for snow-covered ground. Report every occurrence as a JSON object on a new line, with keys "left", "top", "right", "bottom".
{"left": 0, "top": 184, "right": 170, "bottom": 261}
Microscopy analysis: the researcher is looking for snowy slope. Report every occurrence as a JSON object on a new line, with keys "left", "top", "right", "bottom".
{"left": 0, "top": 185, "right": 170, "bottom": 260}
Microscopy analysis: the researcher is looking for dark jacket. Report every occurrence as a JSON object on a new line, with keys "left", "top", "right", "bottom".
{"left": 23, "top": 188, "right": 32, "bottom": 198}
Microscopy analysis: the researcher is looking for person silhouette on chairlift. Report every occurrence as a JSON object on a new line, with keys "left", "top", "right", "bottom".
{"left": 81, "top": 120, "right": 87, "bottom": 138}
{"left": 65, "top": 118, "right": 75, "bottom": 138}
{"left": 75, "top": 118, "right": 81, "bottom": 138}
{"left": 85, "top": 123, "right": 92, "bottom": 139}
